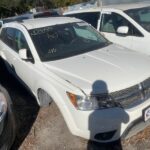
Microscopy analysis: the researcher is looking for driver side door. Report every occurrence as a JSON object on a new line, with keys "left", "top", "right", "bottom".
{"left": 12, "top": 28, "right": 36, "bottom": 90}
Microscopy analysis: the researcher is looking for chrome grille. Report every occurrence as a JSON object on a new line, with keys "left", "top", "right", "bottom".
{"left": 98, "top": 77, "right": 150, "bottom": 109}
{"left": 110, "top": 84, "right": 143, "bottom": 108}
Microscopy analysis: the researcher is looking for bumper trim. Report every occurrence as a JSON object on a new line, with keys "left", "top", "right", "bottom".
{"left": 122, "top": 116, "right": 150, "bottom": 139}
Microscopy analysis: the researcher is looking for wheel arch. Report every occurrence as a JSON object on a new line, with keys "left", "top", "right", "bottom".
{"left": 34, "top": 80, "right": 78, "bottom": 134}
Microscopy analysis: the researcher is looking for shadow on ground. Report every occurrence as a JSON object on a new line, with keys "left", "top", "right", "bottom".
{"left": 0, "top": 58, "right": 40, "bottom": 149}
{"left": 87, "top": 80, "right": 127, "bottom": 150}
{"left": 87, "top": 140, "right": 122, "bottom": 150}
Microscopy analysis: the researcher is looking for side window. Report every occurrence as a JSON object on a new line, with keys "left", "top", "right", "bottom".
{"left": 14, "top": 30, "right": 33, "bottom": 58}
{"left": 67, "top": 12, "right": 100, "bottom": 28}
{"left": 15, "top": 30, "right": 28, "bottom": 52}
{"left": 100, "top": 13, "right": 117, "bottom": 33}
{"left": 100, "top": 12, "right": 143, "bottom": 37}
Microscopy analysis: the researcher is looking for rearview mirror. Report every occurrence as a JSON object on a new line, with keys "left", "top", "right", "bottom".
{"left": 19, "top": 49, "right": 28, "bottom": 60}
{"left": 117, "top": 26, "right": 129, "bottom": 35}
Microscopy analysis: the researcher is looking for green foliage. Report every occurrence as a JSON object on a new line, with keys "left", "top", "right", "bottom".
{"left": 50, "top": 0, "right": 88, "bottom": 8}
{"left": 0, "top": 0, "right": 89, "bottom": 17}
{"left": 0, "top": 0, "right": 20, "bottom": 8}
{"left": 0, "top": 0, "right": 89, "bottom": 9}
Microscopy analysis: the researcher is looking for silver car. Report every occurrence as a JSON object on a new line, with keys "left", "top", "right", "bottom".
{"left": 0, "top": 85, "right": 16, "bottom": 149}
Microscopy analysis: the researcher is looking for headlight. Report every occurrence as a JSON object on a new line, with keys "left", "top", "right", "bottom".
{"left": 0, "top": 92, "right": 7, "bottom": 121}
{"left": 67, "top": 92, "right": 119, "bottom": 111}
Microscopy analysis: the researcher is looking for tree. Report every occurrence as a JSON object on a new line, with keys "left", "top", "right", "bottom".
{"left": 0, "top": 0, "right": 90, "bottom": 17}
{"left": 50, "top": 0, "right": 88, "bottom": 8}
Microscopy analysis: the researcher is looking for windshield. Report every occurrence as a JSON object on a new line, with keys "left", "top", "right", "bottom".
{"left": 125, "top": 6, "right": 150, "bottom": 32}
{"left": 29, "top": 22, "right": 108, "bottom": 61}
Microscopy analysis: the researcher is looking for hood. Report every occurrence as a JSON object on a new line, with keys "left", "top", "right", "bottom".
{"left": 43, "top": 44, "right": 150, "bottom": 94}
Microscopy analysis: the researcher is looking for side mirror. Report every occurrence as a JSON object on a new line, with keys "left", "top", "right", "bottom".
{"left": 19, "top": 49, "right": 28, "bottom": 60}
{"left": 117, "top": 26, "right": 129, "bottom": 35}
{"left": 19, "top": 48, "right": 34, "bottom": 63}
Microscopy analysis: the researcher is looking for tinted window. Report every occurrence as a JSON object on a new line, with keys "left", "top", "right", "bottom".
{"left": 100, "top": 12, "right": 143, "bottom": 37}
{"left": 14, "top": 30, "right": 29, "bottom": 51}
{"left": 1, "top": 28, "right": 22, "bottom": 52}
{"left": 66, "top": 12, "right": 100, "bottom": 28}
{"left": 125, "top": 7, "right": 150, "bottom": 32}
{"left": 5, "top": 28, "right": 15, "bottom": 49}
{"left": 1, "top": 28, "right": 33, "bottom": 58}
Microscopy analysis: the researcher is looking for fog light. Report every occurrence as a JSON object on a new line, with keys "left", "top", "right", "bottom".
{"left": 94, "top": 130, "right": 116, "bottom": 141}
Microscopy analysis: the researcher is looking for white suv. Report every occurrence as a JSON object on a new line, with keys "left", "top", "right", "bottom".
{"left": 64, "top": 1, "right": 150, "bottom": 55}
{"left": 1, "top": 17, "right": 150, "bottom": 142}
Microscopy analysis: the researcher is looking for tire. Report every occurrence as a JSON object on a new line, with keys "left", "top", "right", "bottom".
{"left": 0, "top": 85, "right": 16, "bottom": 150}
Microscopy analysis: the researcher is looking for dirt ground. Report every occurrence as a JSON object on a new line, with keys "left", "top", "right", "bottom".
{"left": 1, "top": 58, "right": 150, "bottom": 150}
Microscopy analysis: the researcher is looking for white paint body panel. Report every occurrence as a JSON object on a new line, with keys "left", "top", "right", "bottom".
{"left": 101, "top": 9, "right": 150, "bottom": 55}
{"left": 1, "top": 18, "right": 150, "bottom": 142}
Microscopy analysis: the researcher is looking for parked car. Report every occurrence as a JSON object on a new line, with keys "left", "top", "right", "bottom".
{"left": 0, "top": 85, "right": 16, "bottom": 149}
{"left": 64, "top": 1, "right": 150, "bottom": 55}
{"left": 1, "top": 17, "right": 150, "bottom": 142}
{"left": 12, "top": 11, "right": 60, "bottom": 21}
{"left": 0, "top": 10, "right": 60, "bottom": 28}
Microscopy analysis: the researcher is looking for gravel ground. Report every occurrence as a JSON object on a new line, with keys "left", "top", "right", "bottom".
{"left": 0, "top": 58, "right": 150, "bottom": 150}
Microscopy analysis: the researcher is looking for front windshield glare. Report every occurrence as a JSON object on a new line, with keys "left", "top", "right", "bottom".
{"left": 125, "top": 7, "right": 150, "bottom": 32}
{"left": 29, "top": 22, "right": 108, "bottom": 61}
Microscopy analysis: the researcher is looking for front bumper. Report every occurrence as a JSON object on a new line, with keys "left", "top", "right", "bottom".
{"left": 66, "top": 97, "right": 150, "bottom": 143}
